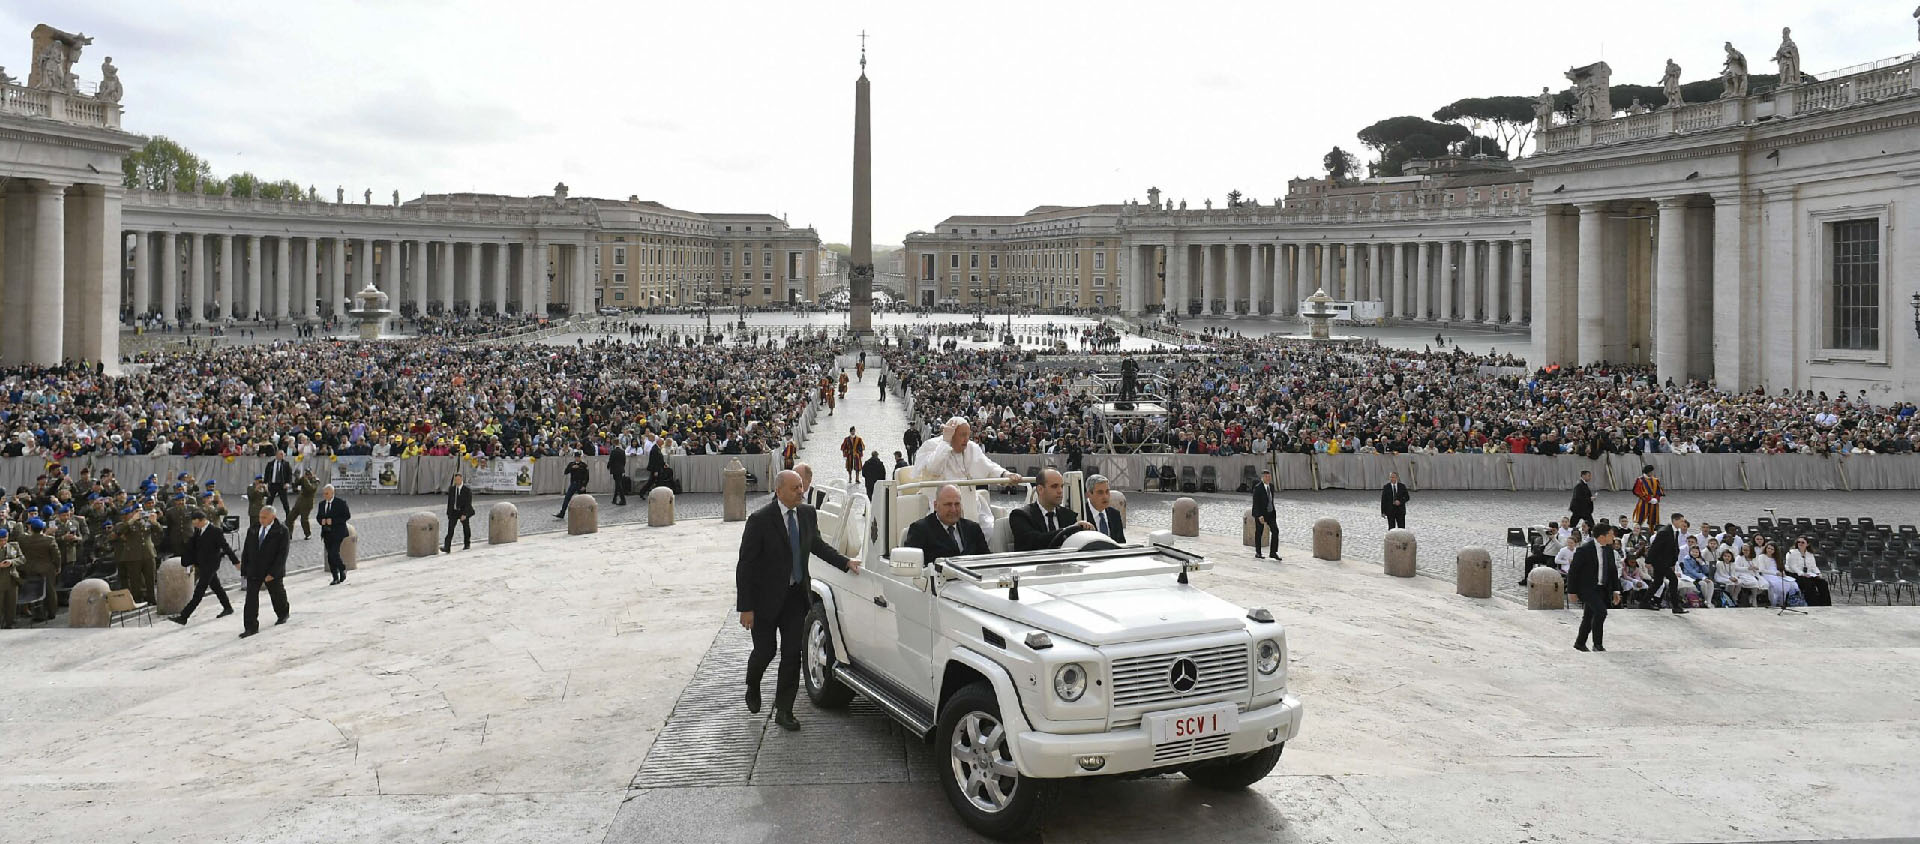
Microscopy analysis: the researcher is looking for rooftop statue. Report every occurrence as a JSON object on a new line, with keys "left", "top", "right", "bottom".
{"left": 1661, "top": 59, "right": 1684, "bottom": 108}
{"left": 1773, "top": 27, "right": 1801, "bottom": 87}
{"left": 95, "top": 56, "right": 121, "bottom": 103}
{"left": 1721, "top": 42, "right": 1749, "bottom": 99}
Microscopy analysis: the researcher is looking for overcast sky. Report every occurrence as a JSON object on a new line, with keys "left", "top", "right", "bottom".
{"left": 9, "top": 1, "right": 1913, "bottom": 244}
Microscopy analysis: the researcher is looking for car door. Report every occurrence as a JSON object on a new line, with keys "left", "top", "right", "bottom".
{"left": 874, "top": 563, "right": 939, "bottom": 703}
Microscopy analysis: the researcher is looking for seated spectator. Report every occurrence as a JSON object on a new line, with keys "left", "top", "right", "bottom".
{"left": 1731, "top": 545, "right": 1771, "bottom": 606}
{"left": 1783, "top": 536, "right": 1831, "bottom": 606}
{"left": 1757, "top": 541, "right": 1801, "bottom": 607}
{"left": 1619, "top": 555, "right": 1653, "bottom": 608}
{"left": 1710, "top": 549, "right": 1739, "bottom": 607}
{"left": 1554, "top": 528, "right": 1583, "bottom": 575}
{"left": 1679, "top": 540, "right": 1714, "bottom": 606}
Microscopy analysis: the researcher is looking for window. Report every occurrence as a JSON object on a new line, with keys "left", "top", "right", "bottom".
{"left": 613, "top": 247, "right": 626, "bottom": 267}
{"left": 969, "top": 253, "right": 979, "bottom": 269}
{"left": 763, "top": 286, "right": 773, "bottom": 296}
{"left": 1829, "top": 219, "right": 1879, "bottom": 351}
{"left": 950, "top": 254, "right": 960, "bottom": 269}
{"left": 762, "top": 251, "right": 772, "bottom": 267}
{"left": 614, "top": 272, "right": 625, "bottom": 284}
{"left": 1094, "top": 276, "right": 1105, "bottom": 288}
{"left": 1093, "top": 252, "right": 1105, "bottom": 271}
{"left": 614, "top": 291, "right": 624, "bottom": 300}
{"left": 763, "top": 272, "right": 772, "bottom": 280}
{"left": 722, "top": 252, "right": 732, "bottom": 267}
{"left": 989, "top": 254, "right": 999, "bottom": 269}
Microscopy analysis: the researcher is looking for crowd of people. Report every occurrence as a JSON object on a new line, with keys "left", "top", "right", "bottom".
{"left": 3, "top": 333, "right": 843, "bottom": 462}
{"left": 889, "top": 330, "right": 1920, "bottom": 457}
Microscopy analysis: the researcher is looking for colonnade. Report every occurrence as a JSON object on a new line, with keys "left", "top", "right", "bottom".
{"left": 121, "top": 233, "right": 596, "bottom": 323}
{"left": 1124, "top": 238, "right": 1531, "bottom": 324}
{"left": 0, "top": 179, "right": 120, "bottom": 367}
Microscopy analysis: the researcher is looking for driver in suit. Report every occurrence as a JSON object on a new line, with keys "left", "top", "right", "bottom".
{"left": 1084, "top": 474, "right": 1126, "bottom": 543}
{"left": 903, "top": 484, "right": 989, "bottom": 567}
{"left": 1009, "top": 468, "right": 1093, "bottom": 552}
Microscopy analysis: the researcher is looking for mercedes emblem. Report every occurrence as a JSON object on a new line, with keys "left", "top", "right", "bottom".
{"left": 1167, "top": 658, "right": 1199, "bottom": 694}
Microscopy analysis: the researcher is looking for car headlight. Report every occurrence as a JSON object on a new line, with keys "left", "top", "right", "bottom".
{"left": 1256, "top": 639, "right": 1281, "bottom": 675}
{"left": 1053, "top": 663, "right": 1088, "bottom": 702}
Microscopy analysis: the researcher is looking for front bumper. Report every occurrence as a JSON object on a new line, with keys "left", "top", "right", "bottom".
{"left": 1011, "top": 694, "right": 1304, "bottom": 778}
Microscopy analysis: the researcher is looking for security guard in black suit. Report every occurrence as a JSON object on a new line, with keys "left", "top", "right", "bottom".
{"left": 171, "top": 509, "right": 238, "bottom": 625}
{"left": 1567, "top": 523, "right": 1624, "bottom": 652}
{"left": 902, "top": 484, "right": 990, "bottom": 567}
{"left": 1009, "top": 468, "right": 1091, "bottom": 552}
{"left": 736, "top": 470, "right": 858, "bottom": 731}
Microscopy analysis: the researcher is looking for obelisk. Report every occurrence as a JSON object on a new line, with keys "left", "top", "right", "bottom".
{"left": 848, "top": 33, "right": 873, "bottom": 334}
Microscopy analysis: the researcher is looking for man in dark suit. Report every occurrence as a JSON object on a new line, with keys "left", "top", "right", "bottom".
{"left": 1646, "top": 513, "right": 1690, "bottom": 614}
{"left": 1251, "top": 469, "right": 1280, "bottom": 560}
{"left": 170, "top": 509, "right": 238, "bottom": 625}
{"left": 443, "top": 472, "right": 475, "bottom": 553}
{"left": 1009, "top": 468, "right": 1093, "bottom": 551}
{"left": 903, "top": 484, "right": 989, "bottom": 566}
{"left": 555, "top": 451, "right": 590, "bottom": 519}
{"left": 1380, "top": 471, "right": 1411, "bottom": 530}
{"left": 265, "top": 450, "right": 295, "bottom": 514}
{"left": 316, "top": 485, "right": 351, "bottom": 585}
{"left": 1569, "top": 469, "right": 1595, "bottom": 530}
{"left": 608, "top": 444, "right": 628, "bottom": 506}
{"left": 239, "top": 505, "right": 291, "bottom": 638}
{"left": 736, "top": 469, "right": 859, "bottom": 731}
{"left": 1567, "top": 522, "right": 1623, "bottom": 652}
{"left": 1084, "top": 474, "right": 1126, "bottom": 543}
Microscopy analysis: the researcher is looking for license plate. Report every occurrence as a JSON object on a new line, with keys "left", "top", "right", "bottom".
{"left": 1146, "top": 702, "right": 1239, "bottom": 745}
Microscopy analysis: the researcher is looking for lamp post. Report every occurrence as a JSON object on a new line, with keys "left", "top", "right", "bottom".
{"left": 1911, "top": 291, "right": 1920, "bottom": 340}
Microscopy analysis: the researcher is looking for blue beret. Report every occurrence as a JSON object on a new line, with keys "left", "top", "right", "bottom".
{"left": 0, "top": 528, "right": 9, "bottom": 538}
{"left": 205, "top": 481, "right": 217, "bottom": 487}
{"left": 26, "top": 518, "right": 44, "bottom": 529}
{"left": 177, "top": 473, "right": 188, "bottom": 480}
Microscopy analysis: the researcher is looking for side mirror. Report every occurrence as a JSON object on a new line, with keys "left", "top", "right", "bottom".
{"left": 887, "top": 547, "right": 927, "bottom": 577}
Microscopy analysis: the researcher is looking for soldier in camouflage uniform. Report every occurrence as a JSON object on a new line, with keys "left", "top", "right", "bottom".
{"left": 162, "top": 493, "right": 193, "bottom": 563}
{"left": 114, "top": 507, "right": 163, "bottom": 605}
{"left": 0, "top": 529, "right": 22, "bottom": 628}
{"left": 17, "top": 518, "right": 62, "bottom": 621}
{"left": 246, "top": 478, "right": 270, "bottom": 527}
{"left": 291, "top": 469, "right": 320, "bottom": 540}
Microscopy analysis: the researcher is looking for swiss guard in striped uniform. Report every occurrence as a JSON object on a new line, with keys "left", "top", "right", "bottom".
{"left": 1631, "top": 465, "right": 1663, "bottom": 528}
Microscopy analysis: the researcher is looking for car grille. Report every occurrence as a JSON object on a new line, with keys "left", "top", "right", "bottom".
{"left": 1108, "top": 643, "right": 1250, "bottom": 727}
{"left": 1152, "top": 733, "right": 1233, "bottom": 763}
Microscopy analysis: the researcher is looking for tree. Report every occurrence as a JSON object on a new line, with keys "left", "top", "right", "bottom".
{"left": 224, "top": 172, "right": 261, "bottom": 198}
{"left": 1453, "top": 134, "right": 1509, "bottom": 159}
{"left": 121, "top": 135, "right": 213, "bottom": 192}
{"left": 1432, "top": 96, "right": 1537, "bottom": 158}
{"left": 1356, "top": 116, "right": 1469, "bottom": 177}
{"left": 1323, "top": 146, "right": 1357, "bottom": 183}
{"left": 259, "top": 179, "right": 304, "bottom": 200}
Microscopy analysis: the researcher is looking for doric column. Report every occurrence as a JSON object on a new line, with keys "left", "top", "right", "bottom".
{"left": 1366, "top": 243, "right": 1382, "bottom": 305}
{"left": 298, "top": 237, "right": 316, "bottom": 318}
{"left": 42, "top": 183, "right": 75, "bottom": 362}
{"left": 1436, "top": 240, "right": 1455, "bottom": 322}
{"left": 354, "top": 239, "right": 372, "bottom": 300}
{"left": 158, "top": 231, "right": 178, "bottom": 324}
{"left": 1271, "top": 243, "right": 1288, "bottom": 315}
{"left": 492, "top": 243, "right": 509, "bottom": 314}
{"left": 213, "top": 234, "right": 232, "bottom": 321}
{"left": 1487, "top": 240, "right": 1507, "bottom": 323}
{"left": 245, "top": 236, "right": 262, "bottom": 320}
{"left": 1337, "top": 244, "right": 1353, "bottom": 301}
{"left": 1247, "top": 244, "right": 1265, "bottom": 315}
{"left": 1654, "top": 197, "right": 1691, "bottom": 385}
{"left": 273, "top": 237, "right": 291, "bottom": 319}
{"left": 1292, "top": 244, "right": 1309, "bottom": 311}
{"left": 574, "top": 241, "right": 591, "bottom": 314}
{"left": 1462, "top": 240, "right": 1479, "bottom": 323}
{"left": 1415, "top": 241, "right": 1431, "bottom": 320}
{"left": 131, "top": 231, "right": 150, "bottom": 318}
{"left": 438, "top": 242, "right": 454, "bottom": 314}
{"left": 327, "top": 237, "right": 347, "bottom": 318}
{"left": 464, "top": 243, "right": 481, "bottom": 312}
{"left": 1197, "top": 243, "right": 1215, "bottom": 315}
{"left": 1223, "top": 243, "right": 1241, "bottom": 315}
{"left": 1508, "top": 239, "right": 1526, "bottom": 325}
{"left": 1162, "top": 244, "right": 1180, "bottom": 314}
{"left": 187, "top": 233, "right": 207, "bottom": 324}
{"left": 1576, "top": 202, "right": 1609, "bottom": 364}
{"left": 1316, "top": 243, "right": 1331, "bottom": 297}
{"left": 73, "top": 186, "right": 120, "bottom": 368}
{"left": 531, "top": 242, "right": 549, "bottom": 317}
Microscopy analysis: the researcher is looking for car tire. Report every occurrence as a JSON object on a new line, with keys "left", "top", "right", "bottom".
{"left": 937, "top": 681, "right": 1050, "bottom": 840}
{"left": 1182, "top": 742, "right": 1284, "bottom": 791}
{"left": 802, "top": 602, "right": 854, "bottom": 709}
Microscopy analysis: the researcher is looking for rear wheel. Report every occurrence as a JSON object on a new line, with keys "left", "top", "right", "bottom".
{"left": 802, "top": 602, "right": 853, "bottom": 709}
{"left": 1182, "top": 742, "right": 1284, "bottom": 790}
{"left": 937, "top": 682, "right": 1051, "bottom": 840}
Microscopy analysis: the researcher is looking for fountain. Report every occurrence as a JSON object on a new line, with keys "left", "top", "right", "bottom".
{"left": 1301, "top": 287, "right": 1338, "bottom": 340}
{"left": 346, "top": 282, "right": 394, "bottom": 340}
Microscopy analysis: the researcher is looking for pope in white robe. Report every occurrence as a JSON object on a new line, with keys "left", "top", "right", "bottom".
{"left": 910, "top": 416, "right": 1022, "bottom": 532}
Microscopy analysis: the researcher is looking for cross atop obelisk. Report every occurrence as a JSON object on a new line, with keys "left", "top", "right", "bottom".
{"left": 848, "top": 31, "right": 873, "bottom": 334}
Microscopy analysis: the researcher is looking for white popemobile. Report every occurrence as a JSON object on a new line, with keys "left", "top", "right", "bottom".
{"left": 801, "top": 469, "right": 1304, "bottom": 839}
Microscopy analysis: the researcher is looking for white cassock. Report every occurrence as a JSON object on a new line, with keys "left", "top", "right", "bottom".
{"left": 912, "top": 439, "right": 1011, "bottom": 532}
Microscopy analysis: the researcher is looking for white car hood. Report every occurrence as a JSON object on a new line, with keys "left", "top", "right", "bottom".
{"left": 947, "top": 578, "right": 1247, "bottom": 646}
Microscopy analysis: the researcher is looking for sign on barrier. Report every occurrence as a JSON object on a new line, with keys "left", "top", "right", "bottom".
{"left": 471, "top": 458, "right": 536, "bottom": 494}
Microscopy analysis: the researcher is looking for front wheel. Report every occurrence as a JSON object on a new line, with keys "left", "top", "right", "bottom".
{"left": 937, "top": 682, "right": 1051, "bottom": 840}
{"left": 1182, "top": 742, "right": 1284, "bottom": 790}
{"left": 802, "top": 602, "right": 853, "bottom": 709}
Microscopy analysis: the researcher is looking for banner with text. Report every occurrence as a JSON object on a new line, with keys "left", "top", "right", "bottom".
{"left": 470, "top": 458, "right": 537, "bottom": 494}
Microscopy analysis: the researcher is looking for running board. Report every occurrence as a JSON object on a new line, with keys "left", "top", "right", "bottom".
{"left": 834, "top": 664, "right": 936, "bottom": 739}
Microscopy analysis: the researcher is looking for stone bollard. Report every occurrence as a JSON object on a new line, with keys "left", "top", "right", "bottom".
{"left": 723, "top": 458, "right": 748, "bottom": 522}
{"left": 340, "top": 523, "right": 360, "bottom": 570}
{"left": 649, "top": 487, "right": 676, "bottom": 527}
{"left": 1383, "top": 529, "right": 1417, "bottom": 578}
{"left": 407, "top": 513, "right": 441, "bottom": 557}
{"left": 1455, "top": 547, "right": 1492, "bottom": 598}
{"left": 1528, "top": 567, "right": 1567, "bottom": 610}
{"left": 567, "top": 494, "right": 599, "bottom": 535}
{"left": 68, "top": 578, "right": 111, "bottom": 628}
{"left": 1171, "top": 497, "right": 1199, "bottom": 537}
{"left": 1312, "top": 518, "right": 1342, "bottom": 561}
{"left": 489, "top": 501, "right": 519, "bottom": 545}
{"left": 1109, "top": 489, "right": 1127, "bottom": 521}
{"left": 1242, "top": 509, "right": 1257, "bottom": 547}
{"left": 155, "top": 561, "right": 193, "bottom": 615}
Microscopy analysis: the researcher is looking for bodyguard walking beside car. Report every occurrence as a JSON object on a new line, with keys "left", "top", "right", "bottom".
{"left": 736, "top": 470, "right": 859, "bottom": 731}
